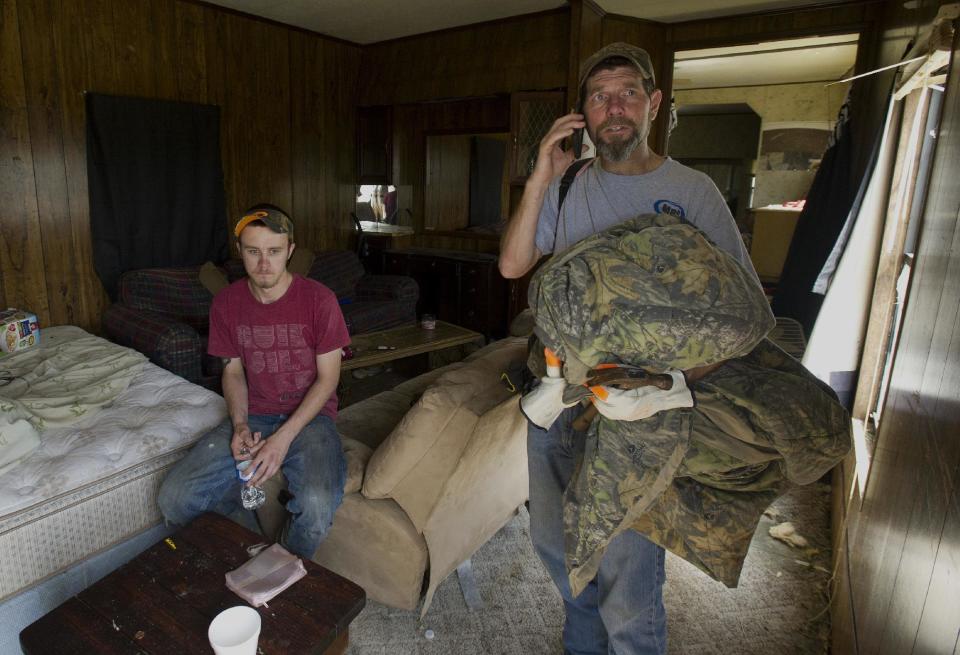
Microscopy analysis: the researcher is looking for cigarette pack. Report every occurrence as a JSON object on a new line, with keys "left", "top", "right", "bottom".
{"left": 0, "top": 309, "right": 40, "bottom": 356}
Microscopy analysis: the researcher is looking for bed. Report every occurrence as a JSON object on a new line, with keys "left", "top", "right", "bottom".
{"left": 0, "top": 326, "right": 226, "bottom": 602}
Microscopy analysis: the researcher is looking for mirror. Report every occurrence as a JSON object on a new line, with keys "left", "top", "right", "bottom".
{"left": 354, "top": 184, "right": 413, "bottom": 228}
{"left": 424, "top": 131, "right": 510, "bottom": 235}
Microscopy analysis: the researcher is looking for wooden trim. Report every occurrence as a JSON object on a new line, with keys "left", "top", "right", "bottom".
{"left": 852, "top": 89, "right": 931, "bottom": 422}
{"left": 567, "top": 0, "right": 605, "bottom": 110}
{"left": 830, "top": 456, "right": 859, "bottom": 654}
{"left": 179, "top": 0, "right": 362, "bottom": 46}
{"left": 602, "top": 13, "right": 666, "bottom": 29}
{"left": 583, "top": 0, "right": 607, "bottom": 20}
{"left": 362, "top": 6, "right": 570, "bottom": 47}
{"left": 667, "top": 1, "right": 879, "bottom": 50}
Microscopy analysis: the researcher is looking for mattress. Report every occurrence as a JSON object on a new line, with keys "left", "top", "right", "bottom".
{"left": 0, "top": 326, "right": 226, "bottom": 601}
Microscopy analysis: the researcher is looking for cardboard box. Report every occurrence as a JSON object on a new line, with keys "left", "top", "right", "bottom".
{"left": 749, "top": 207, "right": 801, "bottom": 283}
{"left": 0, "top": 309, "right": 40, "bottom": 356}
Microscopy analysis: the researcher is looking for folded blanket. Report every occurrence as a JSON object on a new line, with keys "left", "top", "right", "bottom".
{"left": 528, "top": 214, "right": 851, "bottom": 595}
{"left": 0, "top": 326, "right": 147, "bottom": 474}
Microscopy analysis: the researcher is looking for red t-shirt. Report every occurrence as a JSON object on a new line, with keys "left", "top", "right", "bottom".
{"left": 208, "top": 275, "right": 350, "bottom": 419}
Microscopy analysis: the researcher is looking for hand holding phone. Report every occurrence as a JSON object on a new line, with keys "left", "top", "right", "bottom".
{"left": 531, "top": 111, "right": 586, "bottom": 185}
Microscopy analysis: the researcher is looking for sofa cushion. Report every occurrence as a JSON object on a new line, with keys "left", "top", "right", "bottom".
{"left": 361, "top": 338, "right": 527, "bottom": 531}
{"left": 311, "top": 494, "right": 428, "bottom": 611}
{"left": 420, "top": 394, "right": 529, "bottom": 612}
{"left": 338, "top": 389, "right": 420, "bottom": 451}
{"left": 308, "top": 251, "right": 364, "bottom": 299}
{"left": 342, "top": 437, "right": 373, "bottom": 494}
{"left": 288, "top": 246, "right": 314, "bottom": 276}
{"left": 198, "top": 262, "right": 230, "bottom": 295}
{"left": 118, "top": 267, "right": 212, "bottom": 331}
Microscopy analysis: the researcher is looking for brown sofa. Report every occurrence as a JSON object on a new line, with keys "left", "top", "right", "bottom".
{"left": 257, "top": 336, "right": 529, "bottom": 613}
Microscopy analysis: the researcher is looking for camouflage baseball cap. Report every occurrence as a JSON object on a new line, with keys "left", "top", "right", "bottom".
{"left": 578, "top": 42, "right": 656, "bottom": 93}
{"left": 233, "top": 206, "right": 294, "bottom": 240}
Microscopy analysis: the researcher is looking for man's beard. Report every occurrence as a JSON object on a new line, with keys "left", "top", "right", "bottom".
{"left": 594, "top": 117, "right": 643, "bottom": 162}
{"left": 249, "top": 270, "right": 281, "bottom": 290}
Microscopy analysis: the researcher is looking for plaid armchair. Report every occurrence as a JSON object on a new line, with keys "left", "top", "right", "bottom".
{"left": 103, "top": 251, "right": 418, "bottom": 388}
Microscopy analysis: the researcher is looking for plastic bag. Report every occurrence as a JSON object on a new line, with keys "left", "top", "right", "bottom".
{"left": 225, "top": 543, "right": 307, "bottom": 607}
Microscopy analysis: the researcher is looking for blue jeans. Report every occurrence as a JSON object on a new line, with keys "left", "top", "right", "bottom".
{"left": 158, "top": 414, "right": 346, "bottom": 559}
{"left": 528, "top": 406, "right": 667, "bottom": 655}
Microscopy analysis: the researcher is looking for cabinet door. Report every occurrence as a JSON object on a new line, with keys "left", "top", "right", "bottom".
{"left": 510, "top": 91, "right": 566, "bottom": 183}
{"left": 459, "top": 261, "right": 507, "bottom": 338}
{"left": 357, "top": 105, "right": 392, "bottom": 184}
{"left": 398, "top": 255, "right": 460, "bottom": 322}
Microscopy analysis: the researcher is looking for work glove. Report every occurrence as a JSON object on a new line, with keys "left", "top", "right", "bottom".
{"left": 520, "top": 377, "right": 579, "bottom": 430}
{"left": 592, "top": 370, "right": 694, "bottom": 421}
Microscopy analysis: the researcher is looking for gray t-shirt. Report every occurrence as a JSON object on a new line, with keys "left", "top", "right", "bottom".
{"left": 535, "top": 158, "right": 756, "bottom": 278}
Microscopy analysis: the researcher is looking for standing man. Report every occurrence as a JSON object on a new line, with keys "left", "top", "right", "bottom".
{"left": 159, "top": 204, "right": 350, "bottom": 559}
{"left": 499, "top": 44, "right": 758, "bottom": 655}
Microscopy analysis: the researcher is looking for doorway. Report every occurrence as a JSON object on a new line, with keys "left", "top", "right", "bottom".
{"left": 667, "top": 34, "right": 859, "bottom": 283}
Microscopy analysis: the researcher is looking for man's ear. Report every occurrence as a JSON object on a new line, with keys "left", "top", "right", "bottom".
{"left": 649, "top": 89, "right": 663, "bottom": 119}
{"left": 235, "top": 240, "right": 243, "bottom": 256}
{"left": 287, "top": 242, "right": 296, "bottom": 261}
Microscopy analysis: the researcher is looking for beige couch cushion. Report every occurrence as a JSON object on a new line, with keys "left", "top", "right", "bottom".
{"left": 338, "top": 389, "right": 418, "bottom": 451}
{"left": 342, "top": 437, "right": 373, "bottom": 494}
{"left": 312, "top": 494, "right": 428, "bottom": 611}
{"left": 361, "top": 338, "right": 527, "bottom": 531}
{"left": 421, "top": 394, "right": 529, "bottom": 612}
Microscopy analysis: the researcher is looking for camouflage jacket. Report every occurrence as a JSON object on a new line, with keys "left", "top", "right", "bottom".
{"left": 527, "top": 214, "right": 851, "bottom": 595}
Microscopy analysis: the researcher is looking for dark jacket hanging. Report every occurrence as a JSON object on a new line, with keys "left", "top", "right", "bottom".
{"left": 86, "top": 93, "right": 228, "bottom": 299}
{"left": 770, "top": 104, "right": 856, "bottom": 336}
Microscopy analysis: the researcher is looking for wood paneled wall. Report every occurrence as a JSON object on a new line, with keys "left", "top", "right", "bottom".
{"left": 600, "top": 15, "right": 669, "bottom": 152}
{"left": 831, "top": 3, "right": 960, "bottom": 653}
{"left": 358, "top": 9, "right": 569, "bottom": 107}
{"left": 0, "top": 0, "right": 360, "bottom": 333}
{"left": 358, "top": 11, "right": 568, "bottom": 253}
{"left": 393, "top": 96, "right": 511, "bottom": 250}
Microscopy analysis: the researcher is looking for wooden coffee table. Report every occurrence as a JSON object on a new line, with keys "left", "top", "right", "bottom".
{"left": 19, "top": 513, "right": 365, "bottom": 654}
{"left": 342, "top": 320, "right": 484, "bottom": 371}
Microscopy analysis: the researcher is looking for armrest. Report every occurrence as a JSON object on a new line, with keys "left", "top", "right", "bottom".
{"left": 355, "top": 274, "right": 419, "bottom": 304}
{"left": 102, "top": 304, "right": 203, "bottom": 382}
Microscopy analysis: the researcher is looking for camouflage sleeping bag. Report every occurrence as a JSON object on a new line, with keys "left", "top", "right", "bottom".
{"left": 527, "top": 214, "right": 851, "bottom": 596}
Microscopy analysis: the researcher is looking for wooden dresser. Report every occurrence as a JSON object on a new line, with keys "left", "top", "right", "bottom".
{"left": 380, "top": 248, "right": 521, "bottom": 339}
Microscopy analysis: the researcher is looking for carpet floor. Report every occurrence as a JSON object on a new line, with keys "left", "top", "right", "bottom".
{"left": 344, "top": 481, "right": 833, "bottom": 655}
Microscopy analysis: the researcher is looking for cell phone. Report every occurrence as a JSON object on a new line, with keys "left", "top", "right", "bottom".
{"left": 572, "top": 127, "right": 584, "bottom": 159}
{"left": 571, "top": 101, "right": 584, "bottom": 159}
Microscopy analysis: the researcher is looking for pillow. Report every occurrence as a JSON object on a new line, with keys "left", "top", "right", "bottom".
{"left": 288, "top": 246, "right": 314, "bottom": 276}
{"left": 361, "top": 338, "right": 526, "bottom": 531}
{"left": 198, "top": 261, "right": 229, "bottom": 295}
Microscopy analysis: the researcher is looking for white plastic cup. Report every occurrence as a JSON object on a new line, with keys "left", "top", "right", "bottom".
{"left": 208, "top": 606, "right": 261, "bottom": 655}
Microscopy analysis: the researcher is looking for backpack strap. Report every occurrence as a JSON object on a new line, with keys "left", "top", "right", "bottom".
{"left": 558, "top": 157, "right": 594, "bottom": 211}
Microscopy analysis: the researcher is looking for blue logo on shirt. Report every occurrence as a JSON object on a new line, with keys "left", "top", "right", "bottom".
{"left": 654, "top": 200, "right": 686, "bottom": 218}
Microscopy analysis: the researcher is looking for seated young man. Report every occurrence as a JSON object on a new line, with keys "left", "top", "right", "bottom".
{"left": 158, "top": 204, "right": 350, "bottom": 558}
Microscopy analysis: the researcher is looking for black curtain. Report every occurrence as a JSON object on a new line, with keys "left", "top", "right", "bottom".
{"left": 86, "top": 93, "right": 228, "bottom": 299}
